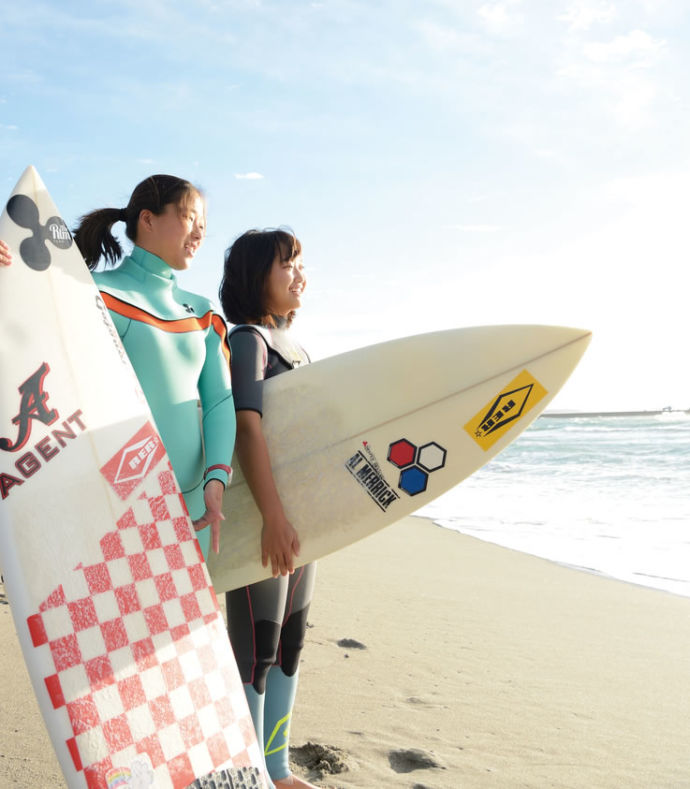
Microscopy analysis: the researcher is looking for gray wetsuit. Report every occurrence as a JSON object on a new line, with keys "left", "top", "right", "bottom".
{"left": 224, "top": 322, "right": 317, "bottom": 693}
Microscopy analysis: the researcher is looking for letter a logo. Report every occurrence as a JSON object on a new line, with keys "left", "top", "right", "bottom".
{"left": 0, "top": 363, "right": 59, "bottom": 452}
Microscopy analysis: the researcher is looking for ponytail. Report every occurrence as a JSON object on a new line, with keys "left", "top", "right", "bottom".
{"left": 72, "top": 208, "right": 126, "bottom": 270}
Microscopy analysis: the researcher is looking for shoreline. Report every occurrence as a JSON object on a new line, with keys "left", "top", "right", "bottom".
{"left": 425, "top": 520, "right": 690, "bottom": 601}
{"left": 3, "top": 516, "right": 690, "bottom": 787}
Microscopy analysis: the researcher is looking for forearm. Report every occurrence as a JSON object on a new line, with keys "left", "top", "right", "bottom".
{"left": 235, "top": 410, "right": 299, "bottom": 575}
{"left": 235, "top": 414, "right": 285, "bottom": 520}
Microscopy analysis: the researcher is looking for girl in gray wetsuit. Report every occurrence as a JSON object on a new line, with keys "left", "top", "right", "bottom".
{"left": 219, "top": 229, "right": 318, "bottom": 789}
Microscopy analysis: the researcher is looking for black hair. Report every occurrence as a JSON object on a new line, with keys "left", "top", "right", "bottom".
{"left": 72, "top": 174, "right": 201, "bottom": 269}
{"left": 219, "top": 228, "right": 302, "bottom": 326}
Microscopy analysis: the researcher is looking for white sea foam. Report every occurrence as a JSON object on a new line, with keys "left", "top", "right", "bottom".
{"left": 418, "top": 413, "right": 690, "bottom": 598}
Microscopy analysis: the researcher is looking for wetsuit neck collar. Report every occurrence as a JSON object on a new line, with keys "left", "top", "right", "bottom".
{"left": 129, "top": 246, "right": 176, "bottom": 280}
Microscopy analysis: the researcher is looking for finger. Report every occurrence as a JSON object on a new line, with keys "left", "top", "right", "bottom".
{"left": 212, "top": 521, "right": 220, "bottom": 554}
{"left": 204, "top": 509, "right": 222, "bottom": 525}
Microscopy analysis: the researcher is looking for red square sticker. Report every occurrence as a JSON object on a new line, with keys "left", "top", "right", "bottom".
{"left": 100, "top": 422, "right": 166, "bottom": 501}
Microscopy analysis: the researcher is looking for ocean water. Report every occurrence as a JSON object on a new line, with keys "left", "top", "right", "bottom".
{"left": 417, "top": 412, "right": 690, "bottom": 598}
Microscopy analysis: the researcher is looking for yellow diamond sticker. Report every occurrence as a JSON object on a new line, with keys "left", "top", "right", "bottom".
{"left": 464, "top": 370, "right": 548, "bottom": 451}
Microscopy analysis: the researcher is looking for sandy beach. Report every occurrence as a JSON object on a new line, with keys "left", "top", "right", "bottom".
{"left": 2, "top": 515, "right": 690, "bottom": 788}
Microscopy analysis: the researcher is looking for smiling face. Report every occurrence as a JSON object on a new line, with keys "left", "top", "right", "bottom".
{"left": 138, "top": 191, "right": 206, "bottom": 271}
{"left": 264, "top": 248, "right": 306, "bottom": 318}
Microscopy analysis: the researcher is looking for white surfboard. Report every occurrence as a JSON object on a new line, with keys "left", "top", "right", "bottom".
{"left": 207, "top": 324, "right": 591, "bottom": 593}
{"left": 0, "top": 167, "right": 265, "bottom": 789}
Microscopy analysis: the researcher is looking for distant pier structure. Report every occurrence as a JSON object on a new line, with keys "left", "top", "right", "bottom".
{"left": 541, "top": 408, "right": 689, "bottom": 418}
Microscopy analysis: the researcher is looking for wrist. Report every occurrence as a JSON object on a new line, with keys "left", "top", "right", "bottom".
{"left": 204, "top": 464, "right": 232, "bottom": 488}
{"left": 261, "top": 505, "right": 287, "bottom": 526}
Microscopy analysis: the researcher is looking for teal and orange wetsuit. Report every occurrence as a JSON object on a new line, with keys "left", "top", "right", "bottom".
{"left": 92, "top": 245, "right": 235, "bottom": 558}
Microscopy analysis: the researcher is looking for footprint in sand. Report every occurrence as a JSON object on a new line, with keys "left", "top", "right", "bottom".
{"left": 388, "top": 748, "right": 443, "bottom": 774}
{"left": 290, "top": 741, "right": 354, "bottom": 779}
{"left": 336, "top": 638, "right": 366, "bottom": 657}
{"left": 336, "top": 638, "right": 366, "bottom": 649}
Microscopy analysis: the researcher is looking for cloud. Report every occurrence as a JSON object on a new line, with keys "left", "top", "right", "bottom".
{"left": 582, "top": 29, "right": 666, "bottom": 65}
{"left": 234, "top": 172, "right": 264, "bottom": 180}
{"left": 599, "top": 167, "right": 690, "bottom": 212}
{"left": 414, "top": 19, "right": 488, "bottom": 55}
{"left": 476, "top": 0, "right": 524, "bottom": 36}
{"left": 559, "top": 1, "right": 616, "bottom": 32}
{"left": 556, "top": 28, "right": 667, "bottom": 129}
{"left": 416, "top": 20, "right": 463, "bottom": 52}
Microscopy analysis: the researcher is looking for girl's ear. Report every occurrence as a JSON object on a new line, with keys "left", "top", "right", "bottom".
{"left": 137, "top": 209, "right": 154, "bottom": 235}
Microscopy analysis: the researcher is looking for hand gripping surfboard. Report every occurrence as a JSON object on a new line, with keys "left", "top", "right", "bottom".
{"left": 0, "top": 166, "right": 266, "bottom": 789}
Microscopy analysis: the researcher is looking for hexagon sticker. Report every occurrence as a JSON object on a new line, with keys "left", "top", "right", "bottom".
{"left": 417, "top": 442, "right": 446, "bottom": 472}
{"left": 387, "top": 437, "right": 447, "bottom": 497}
{"left": 399, "top": 466, "right": 428, "bottom": 496}
{"left": 387, "top": 439, "right": 417, "bottom": 469}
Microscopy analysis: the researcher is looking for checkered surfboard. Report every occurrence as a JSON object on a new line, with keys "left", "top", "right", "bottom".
{"left": 27, "top": 449, "right": 259, "bottom": 787}
{"left": 0, "top": 167, "right": 266, "bottom": 788}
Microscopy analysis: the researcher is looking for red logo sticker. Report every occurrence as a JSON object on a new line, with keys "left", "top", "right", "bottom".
{"left": 100, "top": 422, "right": 166, "bottom": 500}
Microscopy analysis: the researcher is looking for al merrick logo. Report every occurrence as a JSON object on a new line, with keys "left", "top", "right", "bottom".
{"left": 345, "top": 441, "right": 400, "bottom": 512}
{"left": 464, "top": 369, "right": 547, "bottom": 451}
{"left": 100, "top": 422, "right": 166, "bottom": 500}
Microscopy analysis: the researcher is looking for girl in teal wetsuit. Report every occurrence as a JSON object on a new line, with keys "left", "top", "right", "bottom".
{"left": 72, "top": 175, "right": 235, "bottom": 557}
{"left": 219, "top": 229, "right": 318, "bottom": 789}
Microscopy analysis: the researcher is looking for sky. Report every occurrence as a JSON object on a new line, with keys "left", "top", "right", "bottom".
{"left": 2, "top": 0, "right": 689, "bottom": 411}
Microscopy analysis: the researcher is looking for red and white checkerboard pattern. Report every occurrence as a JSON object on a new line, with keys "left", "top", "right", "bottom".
{"left": 25, "top": 460, "right": 260, "bottom": 789}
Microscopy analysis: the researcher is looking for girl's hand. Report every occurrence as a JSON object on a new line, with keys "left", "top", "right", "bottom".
{"left": 0, "top": 240, "right": 12, "bottom": 266}
{"left": 192, "top": 478, "right": 225, "bottom": 554}
{"left": 261, "top": 512, "right": 301, "bottom": 577}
